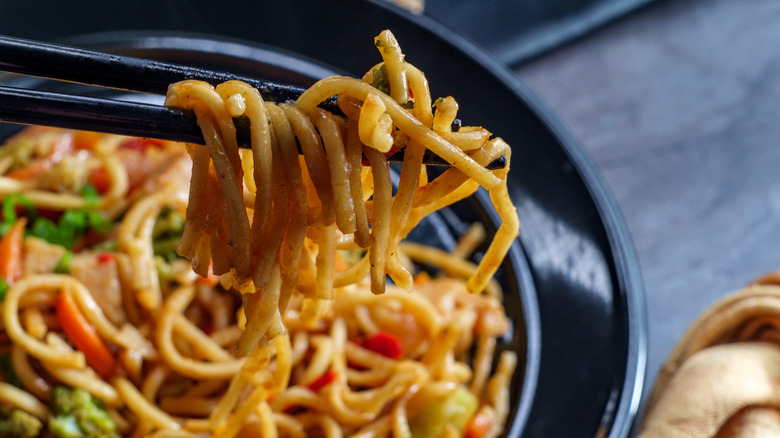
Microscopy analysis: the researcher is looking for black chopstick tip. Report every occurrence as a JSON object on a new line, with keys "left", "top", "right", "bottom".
{"left": 486, "top": 155, "right": 507, "bottom": 170}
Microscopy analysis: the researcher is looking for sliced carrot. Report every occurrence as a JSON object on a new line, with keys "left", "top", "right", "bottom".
{"left": 465, "top": 410, "right": 495, "bottom": 438}
{"left": 55, "top": 288, "right": 116, "bottom": 378}
{"left": 413, "top": 271, "right": 431, "bottom": 285}
{"left": 0, "top": 218, "right": 26, "bottom": 284}
{"left": 5, "top": 160, "right": 49, "bottom": 180}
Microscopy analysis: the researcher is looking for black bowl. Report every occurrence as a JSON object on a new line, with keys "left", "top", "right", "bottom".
{"left": 0, "top": 0, "right": 646, "bottom": 436}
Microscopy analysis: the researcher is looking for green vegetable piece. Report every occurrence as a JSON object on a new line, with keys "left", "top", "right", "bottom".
{"left": 81, "top": 184, "right": 100, "bottom": 207}
{"left": 58, "top": 211, "right": 88, "bottom": 246}
{"left": 154, "top": 256, "right": 174, "bottom": 282}
{"left": 371, "top": 63, "right": 391, "bottom": 95}
{"left": 85, "top": 211, "right": 112, "bottom": 235}
{"left": 29, "top": 218, "right": 59, "bottom": 245}
{"left": 153, "top": 237, "right": 183, "bottom": 262}
{"left": 0, "top": 277, "right": 8, "bottom": 303}
{"left": 54, "top": 251, "right": 73, "bottom": 274}
{"left": 29, "top": 209, "right": 113, "bottom": 249}
{"left": 151, "top": 208, "right": 185, "bottom": 261}
{"left": 152, "top": 207, "right": 185, "bottom": 238}
{"left": 0, "top": 194, "right": 36, "bottom": 237}
{"left": 409, "top": 386, "right": 479, "bottom": 438}
{"left": 52, "top": 386, "right": 75, "bottom": 415}
{"left": 0, "top": 352, "right": 23, "bottom": 388}
{"left": 50, "top": 386, "right": 119, "bottom": 438}
{"left": 0, "top": 409, "right": 43, "bottom": 438}
{"left": 49, "top": 415, "right": 83, "bottom": 438}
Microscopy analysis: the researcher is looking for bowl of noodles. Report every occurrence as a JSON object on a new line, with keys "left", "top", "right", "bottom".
{"left": 0, "top": 0, "right": 646, "bottom": 437}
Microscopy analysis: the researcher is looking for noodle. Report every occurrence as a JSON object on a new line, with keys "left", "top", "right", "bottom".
{"left": 0, "top": 30, "right": 519, "bottom": 438}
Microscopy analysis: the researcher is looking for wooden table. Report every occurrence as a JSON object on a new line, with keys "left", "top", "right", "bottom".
{"left": 514, "top": 0, "right": 780, "bottom": 418}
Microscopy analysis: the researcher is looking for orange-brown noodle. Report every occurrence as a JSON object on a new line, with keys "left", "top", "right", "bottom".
{"left": 0, "top": 30, "right": 518, "bottom": 438}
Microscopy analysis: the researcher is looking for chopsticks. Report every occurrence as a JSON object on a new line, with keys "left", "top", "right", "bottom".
{"left": 0, "top": 35, "right": 310, "bottom": 101}
{"left": 0, "top": 35, "right": 507, "bottom": 170}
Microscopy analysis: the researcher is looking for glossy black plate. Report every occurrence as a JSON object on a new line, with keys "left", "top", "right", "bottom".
{"left": 0, "top": 0, "right": 646, "bottom": 436}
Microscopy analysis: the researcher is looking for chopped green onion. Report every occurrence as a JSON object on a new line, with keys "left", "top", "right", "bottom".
{"left": 85, "top": 211, "right": 112, "bottom": 235}
{"left": 0, "top": 277, "right": 7, "bottom": 303}
{"left": 81, "top": 184, "right": 100, "bottom": 207}
{"left": 0, "top": 194, "right": 36, "bottom": 236}
{"left": 29, "top": 210, "right": 113, "bottom": 249}
{"left": 371, "top": 63, "right": 391, "bottom": 95}
{"left": 29, "top": 218, "right": 59, "bottom": 244}
{"left": 54, "top": 252, "right": 73, "bottom": 274}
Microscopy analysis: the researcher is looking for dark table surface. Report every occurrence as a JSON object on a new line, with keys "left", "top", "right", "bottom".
{"left": 514, "top": 0, "right": 780, "bottom": 422}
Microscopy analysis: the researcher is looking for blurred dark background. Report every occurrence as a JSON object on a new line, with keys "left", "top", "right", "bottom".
{"left": 425, "top": 0, "right": 657, "bottom": 65}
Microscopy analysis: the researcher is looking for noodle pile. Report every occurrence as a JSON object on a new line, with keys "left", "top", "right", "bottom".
{"left": 0, "top": 30, "right": 519, "bottom": 438}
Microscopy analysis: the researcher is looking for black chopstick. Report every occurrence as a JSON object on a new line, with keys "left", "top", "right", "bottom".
{"left": 0, "top": 35, "right": 308, "bottom": 102}
{"left": 0, "top": 35, "right": 507, "bottom": 170}
{"left": 0, "top": 85, "right": 204, "bottom": 143}
{"left": 0, "top": 85, "right": 507, "bottom": 170}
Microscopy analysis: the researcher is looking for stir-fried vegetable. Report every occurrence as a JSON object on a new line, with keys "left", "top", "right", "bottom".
{"left": 0, "top": 217, "right": 26, "bottom": 302}
{"left": 307, "top": 369, "right": 337, "bottom": 392}
{"left": 361, "top": 331, "right": 404, "bottom": 359}
{"left": 370, "top": 63, "right": 390, "bottom": 95}
{"left": 0, "top": 277, "right": 7, "bottom": 302}
{"left": 1, "top": 192, "right": 113, "bottom": 250}
{"left": 54, "top": 251, "right": 74, "bottom": 274}
{"left": 0, "top": 136, "right": 36, "bottom": 175}
{"left": 81, "top": 184, "right": 101, "bottom": 207}
{"left": 4, "top": 132, "right": 74, "bottom": 182}
{"left": 152, "top": 207, "right": 185, "bottom": 262}
{"left": 465, "top": 408, "right": 497, "bottom": 438}
{"left": 0, "top": 409, "right": 43, "bottom": 438}
{"left": 409, "top": 386, "right": 479, "bottom": 438}
{"left": 0, "top": 218, "right": 26, "bottom": 286}
{"left": 0, "top": 352, "right": 22, "bottom": 388}
{"left": 49, "top": 386, "right": 118, "bottom": 438}
{"left": 0, "top": 194, "right": 36, "bottom": 237}
{"left": 55, "top": 289, "right": 116, "bottom": 378}
{"left": 30, "top": 209, "right": 112, "bottom": 249}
